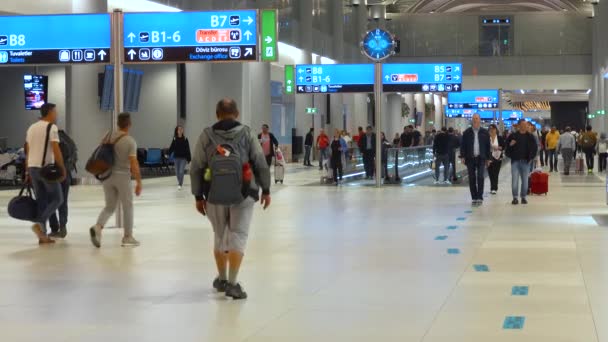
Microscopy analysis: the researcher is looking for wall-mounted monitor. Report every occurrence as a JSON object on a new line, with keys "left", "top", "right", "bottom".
{"left": 24, "top": 74, "right": 48, "bottom": 110}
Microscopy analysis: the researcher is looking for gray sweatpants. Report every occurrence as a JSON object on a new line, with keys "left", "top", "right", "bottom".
{"left": 96, "top": 173, "right": 134, "bottom": 235}
{"left": 561, "top": 148, "right": 574, "bottom": 173}
{"left": 207, "top": 197, "right": 255, "bottom": 253}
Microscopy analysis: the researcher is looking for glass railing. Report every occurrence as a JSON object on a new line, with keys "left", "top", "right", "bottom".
{"left": 321, "top": 145, "right": 469, "bottom": 184}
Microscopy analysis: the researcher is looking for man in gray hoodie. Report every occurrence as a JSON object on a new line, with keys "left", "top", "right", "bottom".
{"left": 191, "top": 98, "right": 271, "bottom": 300}
{"left": 558, "top": 126, "right": 576, "bottom": 175}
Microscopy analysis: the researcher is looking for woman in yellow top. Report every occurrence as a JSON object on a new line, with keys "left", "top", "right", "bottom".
{"left": 545, "top": 127, "right": 560, "bottom": 172}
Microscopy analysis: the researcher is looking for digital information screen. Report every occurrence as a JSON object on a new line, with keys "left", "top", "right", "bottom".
{"left": 295, "top": 64, "right": 374, "bottom": 94}
{"left": 502, "top": 110, "right": 523, "bottom": 120}
{"left": 24, "top": 75, "right": 48, "bottom": 110}
{"left": 0, "top": 14, "right": 111, "bottom": 65}
{"left": 448, "top": 90, "right": 499, "bottom": 114}
{"left": 382, "top": 63, "right": 462, "bottom": 93}
{"left": 123, "top": 10, "right": 258, "bottom": 63}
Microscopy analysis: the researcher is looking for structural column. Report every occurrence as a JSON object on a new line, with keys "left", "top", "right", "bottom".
{"left": 67, "top": 0, "right": 109, "bottom": 174}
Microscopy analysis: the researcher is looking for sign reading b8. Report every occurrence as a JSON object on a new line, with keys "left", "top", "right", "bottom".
{"left": 0, "top": 34, "right": 26, "bottom": 47}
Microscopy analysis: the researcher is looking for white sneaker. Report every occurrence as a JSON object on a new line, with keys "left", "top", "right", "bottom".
{"left": 434, "top": 180, "right": 440, "bottom": 185}
{"left": 121, "top": 236, "right": 140, "bottom": 247}
{"left": 178, "top": 185, "right": 182, "bottom": 191}
{"left": 444, "top": 180, "right": 451, "bottom": 185}
{"left": 89, "top": 224, "right": 102, "bottom": 248}
{"left": 491, "top": 190, "right": 497, "bottom": 195}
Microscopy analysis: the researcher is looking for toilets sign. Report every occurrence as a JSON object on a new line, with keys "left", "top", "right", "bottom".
{"left": 123, "top": 10, "right": 274, "bottom": 63}
{"left": 0, "top": 14, "right": 111, "bottom": 65}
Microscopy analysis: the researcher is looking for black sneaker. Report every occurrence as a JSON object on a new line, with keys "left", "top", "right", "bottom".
{"left": 512, "top": 198, "right": 519, "bottom": 205}
{"left": 49, "top": 226, "right": 67, "bottom": 239}
{"left": 521, "top": 198, "right": 528, "bottom": 205}
{"left": 226, "top": 283, "right": 248, "bottom": 300}
{"left": 213, "top": 278, "right": 228, "bottom": 293}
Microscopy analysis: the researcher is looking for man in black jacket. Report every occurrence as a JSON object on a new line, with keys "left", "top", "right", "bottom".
{"left": 460, "top": 114, "right": 491, "bottom": 205}
{"left": 448, "top": 127, "right": 460, "bottom": 182}
{"left": 360, "top": 126, "right": 376, "bottom": 179}
{"left": 506, "top": 119, "right": 538, "bottom": 205}
{"left": 433, "top": 127, "right": 451, "bottom": 184}
{"left": 303, "top": 128, "right": 314, "bottom": 166}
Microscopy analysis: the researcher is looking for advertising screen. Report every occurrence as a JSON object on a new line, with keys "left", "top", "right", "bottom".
{"left": 24, "top": 74, "right": 48, "bottom": 110}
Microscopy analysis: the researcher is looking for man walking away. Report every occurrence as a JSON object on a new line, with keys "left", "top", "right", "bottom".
{"left": 558, "top": 126, "right": 576, "bottom": 175}
{"left": 460, "top": 114, "right": 491, "bottom": 205}
{"left": 90, "top": 113, "right": 142, "bottom": 248}
{"left": 258, "top": 124, "right": 279, "bottom": 167}
{"left": 25, "top": 103, "right": 66, "bottom": 244}
{"left": 316, "top": 129, "right": 330, "bottom": 170}
{"left": 433, "top": 127, "right": 451, "bottom": 184}
{"left": 400, "top": 126, "right": 411, "bottom": 148}
{"left": 303, "top": 128, "right": 314, "bottom": 166}
{"left": 540, "top": 127, "right": 548, "bottom": 167}
{"left": 506, "top": 119, "right": 538, "bottom": 205}
{"left": 580, "top": 125, "right": 597, "bottom": 174}
{"left": 191, "top": 98, "right": 271, "bottom": 300}
{"left": 448, "top": 127, "right": 460, "bottom": 182}
{"left": 545, "top": 126, "right": 560, "bottom": 172}
{"left": 360, "top": 126, "right": 376, "bottom": 179}
{"left": 49, "top": 128, "right": 77, "bottom": 238}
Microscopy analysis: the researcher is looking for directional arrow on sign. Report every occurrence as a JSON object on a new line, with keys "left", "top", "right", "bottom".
{"left": 454, "top": 75, "right": 461, "bottom": 80}
{"left": 287, "top": 80, "right": 292, "bottom": 85}
{"left": 127, "top": 49, "right": 137, "bottom": 60}
{"left": 128, "top": 32, "right": 136, "bottom": 43}
{"left": 244, "top": 30, "right": 253, "bottom": 41}
{"left": 299, "top": 76, "right": 304, "bottom": 82}
{"left": 298, "top": 69, "right": 304, "bottom": 74}
{"left": 265, "top": 36, "right": 273, "bottom": 44}
{"left": 244, "top": 48, "right": 253, "bottom": 57}
{"left": 245, "top": 16, "right": 254, "bottom": 25}
{"left": 298, "top": 86, "right": 304, "bottom": 92}
{"left": 98, "top": 50, "right": 107, "bottom": 61}
{"left": 385, "top": 75, "right": 390, "bottom": 81}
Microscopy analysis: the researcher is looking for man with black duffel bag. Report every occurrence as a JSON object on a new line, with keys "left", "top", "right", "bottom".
{"left": 24, "top": 103, "right": 66, "bottom": 244}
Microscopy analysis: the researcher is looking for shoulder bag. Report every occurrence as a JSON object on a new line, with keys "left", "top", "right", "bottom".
{"left": 40, "top": 123, "right": 64, "bottom": 183}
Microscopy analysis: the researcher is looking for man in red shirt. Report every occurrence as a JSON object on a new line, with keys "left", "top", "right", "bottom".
{"left": 316, "top": 129, "right": 330, "bottom": 170}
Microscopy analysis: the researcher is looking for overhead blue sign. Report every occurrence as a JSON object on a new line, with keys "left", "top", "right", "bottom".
{"left": 502, "top": 110, "right": 523, "bottom": 120}
{"left": 123, "top": 10, "right": 258, "bottom": 63}
{"left": 448, "top": 90, "right": 499, "bottom": 111}
{"left": 295, "top": 64, "right": 374, "bottom": 93}
{"left": 382, "top": 63, "right": 463, "bottom": 92}
{"left": 0, "top": 14, "right": 111, "bottom": 65}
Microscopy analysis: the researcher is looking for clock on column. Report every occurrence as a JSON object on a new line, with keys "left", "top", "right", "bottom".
{"left": 360, "top": 28, "right": 396, "bottom": 62}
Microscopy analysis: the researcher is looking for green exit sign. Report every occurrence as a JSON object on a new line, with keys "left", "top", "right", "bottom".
{"left": 260, "top": 9, "right": 278, "bottom": 62}
{"left": 284, "top": 65, "right": 294, "bottom": 95}
{"left": 598, "top": 110, "right": 606, "bottom": 115}
{"left": 306, "top": 108, "right": 318, "bottom": 114}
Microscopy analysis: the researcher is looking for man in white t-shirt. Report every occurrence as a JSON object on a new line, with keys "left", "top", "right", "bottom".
{"left": 25, "top": 103, "right": 66, "bottom": 244}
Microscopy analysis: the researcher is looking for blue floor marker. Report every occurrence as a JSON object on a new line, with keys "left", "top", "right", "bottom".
{"left": 503, "top": 316, "right": 525, "bottom": 329}
{"left": 457, "top": 217, "right": 466, "bottom": 221}
{"left": 473, "top": 264, "right": 490, "bottom": 272}
{"left": 447, "top": 248, "right": 460, "bottom": 254}
{"left": 511, "top": 286, "right": 529, "bottom": 296}
{"left": 447, "top": 225, "right": 458, "bottom": 230}
{"left": 435, "top": 235, "right": 448, "bottom": 240}
{"left": 464, "top": 210, "right": 473, "bottom": 214}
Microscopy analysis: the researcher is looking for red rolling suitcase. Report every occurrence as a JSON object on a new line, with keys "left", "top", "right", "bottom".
{"left": 529, "top": 171, "right": 549, "bottom": 195}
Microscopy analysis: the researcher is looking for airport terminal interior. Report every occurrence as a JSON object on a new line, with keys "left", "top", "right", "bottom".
{"left": 1, "top": 0, "right": 608, "bottom": 341}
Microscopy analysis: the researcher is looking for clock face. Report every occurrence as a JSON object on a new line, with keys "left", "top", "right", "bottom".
{"left": 361, "top": 28, "right": 395, "bottom": 61}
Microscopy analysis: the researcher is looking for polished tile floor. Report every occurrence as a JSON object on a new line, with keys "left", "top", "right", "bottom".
{"left": 0, "top": 164, "right": 607, "bottom": 341}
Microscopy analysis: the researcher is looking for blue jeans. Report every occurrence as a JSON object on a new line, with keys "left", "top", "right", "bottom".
{"left": 29, "top": 167, "right": 64, "bottom": 230}
{"left": 511, "top": 160, "right": 530, "bottom": 199}
{"left": 319, "top": 148, "right": 329, "bottom": 169}
{"left": 49, "top": 173, "right": 71, "bottom": 231}
{"left": 175, "top": 158, "right": 187, "bottom": 186}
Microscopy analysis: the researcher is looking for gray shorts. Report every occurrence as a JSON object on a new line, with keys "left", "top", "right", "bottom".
{"left": 206, "top": 197, "right": 255, "bottom": 253}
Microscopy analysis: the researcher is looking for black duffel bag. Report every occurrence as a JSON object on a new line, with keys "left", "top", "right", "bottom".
{"left": 7, "top": 184, "right": 38, "bottom": 222}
